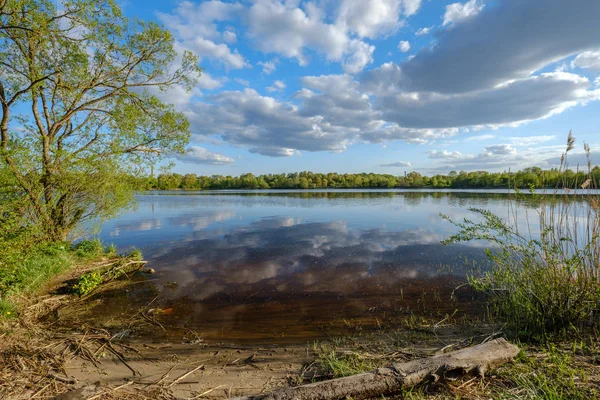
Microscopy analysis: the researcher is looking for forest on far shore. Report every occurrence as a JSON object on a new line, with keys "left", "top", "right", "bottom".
{"left": 146, "top": 166, "right": 600, "bottom": 190}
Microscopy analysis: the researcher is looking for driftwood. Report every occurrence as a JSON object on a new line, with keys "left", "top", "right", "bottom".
{"left": 233, "top": 338, "right": 519, "bottom": 400}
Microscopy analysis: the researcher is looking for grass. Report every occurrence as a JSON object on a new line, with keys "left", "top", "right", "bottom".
{"left": 0, "top": 238, "right": 128, "bottom": 318}
{"left": 489, "top": 343, "right": 600, "bottom": 400}
{"left": 316, "top": 345, "right": 376, "bottom": 378}
{"left": 0, "top": 242, "right": 71, "bottom": 296}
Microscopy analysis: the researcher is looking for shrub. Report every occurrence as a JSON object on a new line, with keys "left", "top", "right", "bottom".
{"left": 73, "top": 239, "right": 104, "bottom": 259}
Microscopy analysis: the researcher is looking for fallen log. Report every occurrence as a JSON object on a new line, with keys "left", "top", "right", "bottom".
{"left": 233, "top": 338, "right": 519, "bottom": 400}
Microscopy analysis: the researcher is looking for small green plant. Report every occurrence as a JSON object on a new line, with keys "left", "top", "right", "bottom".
{"left": 128, "top": 248, "right": 143, "bottom": 261}
{"left": 73, "top": 239, "right": 104, "bottom": 259}
{"left": 0, "top": 298, "right": 17, "bottom": 319}
{"left": 105, "top": 243, "right": 118, "bottom": 256}
{"left": 316, "top": 346, "right": 375, "bottom": 378}
{"left": 72, "top": 271, "right": 103, "bottom": 296}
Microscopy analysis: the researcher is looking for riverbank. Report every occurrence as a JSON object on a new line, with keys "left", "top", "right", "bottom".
{"left": 2, "top": 262, "right": 599, "bottom": 399}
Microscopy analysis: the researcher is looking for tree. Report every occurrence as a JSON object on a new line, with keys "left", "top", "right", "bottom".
{"left": 181, "top": 173, "right": 198, "bottom": 189}
{"left": 0, "top": 0, "right": 199, "bottom": 240}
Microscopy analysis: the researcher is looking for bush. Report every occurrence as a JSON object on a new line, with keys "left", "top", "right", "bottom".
{"left": 442, "top": 134, "right": 600, "bottom": 340}
{"left": 73, "top": 239, "right": 104, "bottom": 259}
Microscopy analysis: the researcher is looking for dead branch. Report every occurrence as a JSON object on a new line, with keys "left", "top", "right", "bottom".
{"left": 233, "top": 338, "right": 519, "bottom": 400}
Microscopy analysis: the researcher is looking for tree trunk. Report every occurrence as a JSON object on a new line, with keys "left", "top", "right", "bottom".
{"left": 233, "top": 338, "right": 519, "bottom": 400}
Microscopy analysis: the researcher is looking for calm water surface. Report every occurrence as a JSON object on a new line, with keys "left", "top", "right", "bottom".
{"left": 90, "top": 190, "right": 559, "bottom": 343}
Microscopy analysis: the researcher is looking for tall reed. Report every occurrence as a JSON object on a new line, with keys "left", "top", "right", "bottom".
{"left": 442, "top": 133, "right": 600, "bottom": 340}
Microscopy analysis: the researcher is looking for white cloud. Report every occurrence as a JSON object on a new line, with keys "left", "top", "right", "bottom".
{"left": 234, "top": 78, "right": 250, "bottom": 86}
{"left": 372, "top": 73, "right": 595, "bottom": 129}
{"left": 443, "top": 0, "right": 485, "bottom": 26}
{"left": 398, "top": 40, "right": 411, "bottom": 52}
{"left": 157, "top": 1, "right": 243, "bottom": 41}
{"left": 423, "top": 143, "right": 587, "bottom": 172}
{"left": 266, "top": 80, "right": 286, "bottom": 92}
{"left": 246, "top": 0, "right": 349, "bottom": 66}
{"left": 380, "top": 161, "right": 412, "bottom": 167}
{"left": 335, "top": 0, "right": 422, "bottom": 39}
{"left": 258, "top": 60, "right": 277, "bottom": 74}
{"left": 185, "top": 88, "right": 354, "bottom": 156}
{"left": 485, "top": 144, "right": 516, "bottom": 155}
{"left": 415, "top": 26, "right": 433, "bottom": 36}
{"left": 185, "top": 37, "right": 247, "bottom": 69}
{"left": 466, "top": 134, "right": 495, "bottom": 141}
{"left": 222, "top": 29, "right": 237, "bottom": 44}
{"left": 429, "top": 149, "right": 474, "bottom": 160}
{"left": 246, "top": 0, "right": 404, "bottom": 74}
{"left": 197, "top": 73, "right": 227, "bottom": 90}
{"left": 369, "top": 0, "right": 600, "bottom": 95}
{"left": 160, "top": 0, "right": 420, "bottom": 75}
{"left": 157, "top": 1, "right": 247, "bottom": 69}
{"left": 297, "top": 74, "right": 379, "bottom": 130}
{"left": 571, "top": 50, "right": 600, "bottom": 71}
{"left": 342, "top": 39, "right": 375, "bottom": 74}
{"left": 177, "top": 146, "right": 235, "bottom": 165}
{"left": 508, "top": 135, "right": 556, "bottom": 146}
{"left": 428, "top": 144, "right": 519, "bottom": 170}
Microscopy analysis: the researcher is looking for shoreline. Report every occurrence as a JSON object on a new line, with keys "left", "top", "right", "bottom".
{"left": 2, "top": 260, "right": 599, "bottom": 399}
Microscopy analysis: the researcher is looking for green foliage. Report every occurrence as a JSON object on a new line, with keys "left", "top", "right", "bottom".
{"left": 145, "top": 166, "right": 600, "bottom": 191}
{"left": 0, "top": 0, "right": 200, "bottom": 241}
{"left": 0, "top": 242, "right": 71, "bottom": 301}
{"left": 72, "top": 271, "right": 103, "bottom": 296}
{"left": 73, "top": 239, "right": 104, "bottom": 259}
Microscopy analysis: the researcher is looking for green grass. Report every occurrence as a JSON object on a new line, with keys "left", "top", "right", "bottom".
{"left": 491, "top": 345, "right": 598, "bottom": 400}
{"left": 0, "top": 242, "right": 71, "bottom": 296}
{"left": 72, "top": 238, "right": 105, "bottom": 259}
{"left": 0, "top": 239, "right": 129, "bottom": 318}
{"left": 316, "top": 346, "right": 375, "bottom": 378}
{"left": 0, "top": 242, "right": 71, "bottom": 317}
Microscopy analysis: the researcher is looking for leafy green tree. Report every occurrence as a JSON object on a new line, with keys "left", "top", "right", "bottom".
{"left": 0, "top": 0, "right": 199, "bottom": 240}
{"left": 181, "top": 173, "right": 198, "bottom": 189}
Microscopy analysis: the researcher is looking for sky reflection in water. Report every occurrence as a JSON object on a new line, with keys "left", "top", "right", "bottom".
{"left": 94, "top": 191, "right": 543, "bottom": 342}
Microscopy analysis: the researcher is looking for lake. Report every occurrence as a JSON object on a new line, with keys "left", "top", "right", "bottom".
{"left": 89, "top": 190, "right": 571, "bottom": 343}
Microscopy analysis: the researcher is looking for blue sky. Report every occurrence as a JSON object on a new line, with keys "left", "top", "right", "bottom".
{"left": 120, "top": 0, "right": 600, "bottom": 175}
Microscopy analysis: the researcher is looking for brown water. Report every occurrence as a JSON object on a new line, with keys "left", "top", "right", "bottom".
{"left": 85, "top": 190, "right": 548, "bottom": 344}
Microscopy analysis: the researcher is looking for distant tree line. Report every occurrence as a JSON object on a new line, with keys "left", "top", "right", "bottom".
{"left": 143, "top": 167, "right": 600, "bottom": 190}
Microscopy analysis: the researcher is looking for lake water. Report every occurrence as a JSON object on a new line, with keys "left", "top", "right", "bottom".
{"left": 89, "top": 190, "right": 577, "bottom": 343}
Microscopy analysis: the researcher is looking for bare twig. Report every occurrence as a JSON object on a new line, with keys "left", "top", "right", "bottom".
{"left": 168, "top": 364, "right": 205, "bottom": 387}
